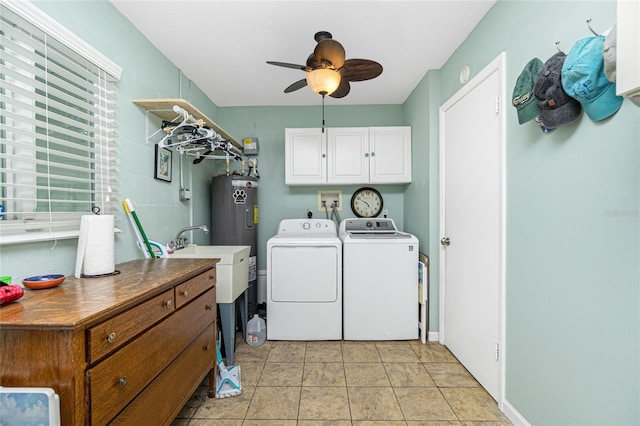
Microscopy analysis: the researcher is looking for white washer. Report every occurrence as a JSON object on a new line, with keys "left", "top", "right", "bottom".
{"left": 267, "top": 219, "right": 342, "bottom": 340}
{"left": 340, "top": 218, "right": 419, "bottom": 340}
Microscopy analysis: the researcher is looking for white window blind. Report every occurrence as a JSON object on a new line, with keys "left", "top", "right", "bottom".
{"left": 0, "top": 1, "right": 121, "bottom": 244}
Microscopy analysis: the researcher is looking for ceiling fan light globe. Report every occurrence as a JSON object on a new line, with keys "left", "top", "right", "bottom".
{"left": 306, "top": 69, "right": 341, "bottom": 96}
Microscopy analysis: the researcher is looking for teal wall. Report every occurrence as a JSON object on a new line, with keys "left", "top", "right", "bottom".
{"left": 402, "top": 1, "right": 639, "bottom": 424}
{"left": 1, "top": 1, "right": 638, "bottom": 425}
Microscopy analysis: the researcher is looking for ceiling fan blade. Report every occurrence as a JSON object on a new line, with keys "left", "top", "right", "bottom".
{"left": 284, "top": 78, "right": 308, "bottom": 93}
{"left": 267, "top": 61, "right": 310, "bottom": 71}
{"left": 330, "top": 80, "right": 350, "bottom": 98}
{"left": 314, "top": 39, "right": 345, "bottom": 69}
{"left": 340, "top": 59, "right": 383, "bottom": 82}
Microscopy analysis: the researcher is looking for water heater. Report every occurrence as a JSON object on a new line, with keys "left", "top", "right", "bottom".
{"left": 211, "top": 175, "right": 258, "bottom": 315}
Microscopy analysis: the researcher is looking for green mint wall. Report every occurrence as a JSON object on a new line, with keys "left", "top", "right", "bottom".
{"left": 402, "top": 1, "right": 638, "bottom": 425}
{"left": 1, "top": 1, "right": 637, "bottom": 425}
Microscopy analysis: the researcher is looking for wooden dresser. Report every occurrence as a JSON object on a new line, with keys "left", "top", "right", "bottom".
{"left": 0, "top": 258, "right": 218, "bottom": 425}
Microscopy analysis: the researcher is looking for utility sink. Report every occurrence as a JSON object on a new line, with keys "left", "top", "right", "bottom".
{"left": 170, "top": 245, "right": 250, "bottom": 303}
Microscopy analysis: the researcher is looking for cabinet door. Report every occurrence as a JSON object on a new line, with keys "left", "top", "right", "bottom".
{"left": 369, "top": 126, "right": 412, "bottom": 183}
{"left": 285, "top": 128, "right": 326, "bottom": 185}
{"left": 616, "top": 0, "right": 640, "bottom": 96}
{"left": 327, "top": 127, "right": 369, "bottom": 184}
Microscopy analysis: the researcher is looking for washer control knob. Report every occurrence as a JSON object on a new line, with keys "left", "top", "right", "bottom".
{"left": 366, "top": 221, "right": 373, "bottom": 228}
{"left": 302, "top": 222, "right": 311, "bottom": 230}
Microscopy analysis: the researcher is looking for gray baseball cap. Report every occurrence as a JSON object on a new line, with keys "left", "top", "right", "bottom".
{"left": 534, "top": 52, "right": 582, "bottom": 127}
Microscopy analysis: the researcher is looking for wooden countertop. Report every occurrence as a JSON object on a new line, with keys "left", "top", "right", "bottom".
{"left": 0, "top": 258, "right": 218, "bottom": 330}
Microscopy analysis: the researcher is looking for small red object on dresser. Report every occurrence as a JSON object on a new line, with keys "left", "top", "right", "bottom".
{"left": 0, "top": 283, "right": 24, "bottom": 305}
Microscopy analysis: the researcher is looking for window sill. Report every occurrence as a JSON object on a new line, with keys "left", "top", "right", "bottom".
{"left": 0, "top": 228, "right": 121, "bottom": 245}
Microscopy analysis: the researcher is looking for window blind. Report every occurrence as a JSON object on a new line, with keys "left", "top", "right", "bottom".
{"left": 0, "top": 2, "right": 120, "bottom": 243}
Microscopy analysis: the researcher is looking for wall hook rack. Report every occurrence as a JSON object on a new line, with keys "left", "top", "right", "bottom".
{"left": 586, "top": 18, "right": 600, "bottom": 36}
{"left": 555, "top": 41, "right": 564, "bottom": 53}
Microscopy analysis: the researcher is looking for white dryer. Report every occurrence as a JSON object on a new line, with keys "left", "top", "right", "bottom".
{"left": 267, "top": 219, "right": 342, "bottom": 340}
{"left": 340, "top": 218, "right": 419, "bottom": 340}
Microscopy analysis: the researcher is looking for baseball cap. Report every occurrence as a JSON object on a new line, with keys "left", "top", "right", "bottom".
{"left": 534, "top": 52, "right": 582, "bottom": 127}
{"left": 512, "top": 58, "right": 544, "bottom": 124}
{"left": 603, "top": 25, "right": 617, "bottom": 82}
{"left": 562, "top": 35, "right": 623, "bottom": 121}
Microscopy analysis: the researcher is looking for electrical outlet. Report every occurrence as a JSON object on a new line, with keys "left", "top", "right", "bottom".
{"left": 179, "top": 187, "right": 190, "bottom": 201}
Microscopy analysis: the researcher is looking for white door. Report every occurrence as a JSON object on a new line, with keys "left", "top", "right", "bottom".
{"left": 439, "top": 53, "right": 505, "bottom": 403}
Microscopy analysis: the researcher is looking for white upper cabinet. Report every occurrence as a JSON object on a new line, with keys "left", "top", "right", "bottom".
{"left": 616, "top": 0, "right": 640, "bottom": 97}
{"left": 368, "top": 127, "right": 412, "bottom": 184}
{"left": 327, "top": 127, "right": 370, "bottom": 184}
{"left": 285, "top": 128, "right": 326, "bottom": 185}
{"left": 285, "top": 126, "right": 412, "bottom": 185}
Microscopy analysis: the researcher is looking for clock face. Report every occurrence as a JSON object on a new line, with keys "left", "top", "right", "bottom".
{"left": 351, "top": 187, "right": 383, "bottom": 218}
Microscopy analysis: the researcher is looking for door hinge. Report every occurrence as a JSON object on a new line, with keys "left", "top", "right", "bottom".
{"left": 494, "top": 343, "right": 500, "bottom": 360}
{"left": 495, "top": 97, "right": 500, "bottom": 114}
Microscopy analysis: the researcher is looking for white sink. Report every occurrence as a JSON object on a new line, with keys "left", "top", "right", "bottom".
{"left": 169, "top": 245, "right": 250, "bottom": 303}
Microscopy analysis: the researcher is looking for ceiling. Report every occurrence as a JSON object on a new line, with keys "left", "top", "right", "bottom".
{"left": 110, "top": 1, "right": 496, "bottom": 107}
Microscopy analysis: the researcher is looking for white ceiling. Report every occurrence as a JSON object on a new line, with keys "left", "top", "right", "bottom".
{"left": 111, "top": 0, "right": 496, "bottom": 107}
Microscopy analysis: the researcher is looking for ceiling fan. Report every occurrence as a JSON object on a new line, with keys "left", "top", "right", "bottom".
{"left": 267, "top": 31, "right": 383, "bottom": 98}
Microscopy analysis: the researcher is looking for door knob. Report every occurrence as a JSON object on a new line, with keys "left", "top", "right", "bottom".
{"left": 440, "top": 237, "right": 451, "bottom": 246}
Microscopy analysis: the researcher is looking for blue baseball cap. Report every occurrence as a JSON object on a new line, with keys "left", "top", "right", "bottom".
{"left": 561, "top": 36, "right": 623, "bottom": 121}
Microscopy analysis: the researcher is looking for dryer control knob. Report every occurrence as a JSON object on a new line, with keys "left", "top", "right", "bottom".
{"left": 302, "top": 222, "right": 311, "bottom": 230}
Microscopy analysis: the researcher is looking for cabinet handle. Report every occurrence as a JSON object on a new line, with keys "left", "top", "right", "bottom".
{"left": 322, "top": 153, "right": 326, "bottom": 158}
{"left": 106, "top": 332, "right": 116, "bottom": 343}
{"left": 370, "top": 151, "right": 375, "bottom": 157}
{"left": 205, "top": 304, "right": 214, "bottom": 311}
{"left": 118, "top": 376, "right": 127, "bottom": 387}
{"left": 204, "top": 344, "right": 211, "bottom": 351}
{"left": 364, "top": 152, "right": 369, "bottom": 158}
{"left": 164, "top": 300, "right": 173, "bottom": 308}
{"left": 182, "top": 290, "right": 189, "bottom": 297}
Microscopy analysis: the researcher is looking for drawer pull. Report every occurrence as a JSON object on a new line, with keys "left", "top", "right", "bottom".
{"left": 106, "top": 332, "right": 116, "bottom": 343}
{"left": 205, "top": 304, "right": 213, "bottom": 311}
{"left": 182, "top": 290, "right": 189, "bottom": 297}
{"left": 164, "top": 300, "right": 173, "bottom": 308}
{"left": 209, "top": 275, "right": 214, "bottom": 280}
{"left": 118, "top": 376, "right": 127, "bottom": 387}
{"left": 204, "top": 344, "right": 211, "bottom": 351}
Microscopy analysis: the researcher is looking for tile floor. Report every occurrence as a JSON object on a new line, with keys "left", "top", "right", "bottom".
{"left": 172, "top": 334, "right": 512, "bottom": 425}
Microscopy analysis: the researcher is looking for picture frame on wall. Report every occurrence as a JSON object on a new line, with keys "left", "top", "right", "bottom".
{"left": 154, "top": 145, "right": 172, "bottom": 182}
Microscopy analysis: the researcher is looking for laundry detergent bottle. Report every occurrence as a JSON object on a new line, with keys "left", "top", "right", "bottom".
{"left": 246, "top": 314, "right": 266, "bottom": 347}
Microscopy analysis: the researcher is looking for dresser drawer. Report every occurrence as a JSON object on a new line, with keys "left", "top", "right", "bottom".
{"left": 87, "top": 289, "right": 175, "bottom": 363}
{"left": 175, "top": 269, "right": 215, "bottom": 308}
{"left": 87, "top": 287, "right": 216, "bottom": 425}
{"left": 109, "top": 323, "right": 215, "bottom": 425}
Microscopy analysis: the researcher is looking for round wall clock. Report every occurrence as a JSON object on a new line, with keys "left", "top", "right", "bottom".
{"left": 350, "top": 187, "right": 383, "bottom": 218}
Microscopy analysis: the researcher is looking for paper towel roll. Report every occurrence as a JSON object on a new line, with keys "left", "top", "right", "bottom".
{"left": 75, "top": 214, "right": 115, "bottom": 278}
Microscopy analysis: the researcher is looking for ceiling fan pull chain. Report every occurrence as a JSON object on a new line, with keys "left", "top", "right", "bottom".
{"left": 321, "top": 94, "right": 326, "bottom": 133}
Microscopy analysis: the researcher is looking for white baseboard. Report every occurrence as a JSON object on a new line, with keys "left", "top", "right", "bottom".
{"left": 427, "top": 331, "right": 439, "bottom": 341}
{"left": 502, "top": 399, "right": 530, "bottom": 426}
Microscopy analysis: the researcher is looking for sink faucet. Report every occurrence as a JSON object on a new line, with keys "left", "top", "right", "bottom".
{"left": 171, "top": 225, "right": 209, "bottom": 250}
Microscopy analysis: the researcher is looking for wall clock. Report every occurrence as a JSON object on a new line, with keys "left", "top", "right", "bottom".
{"left": 350, "top": 187, "right": 383, "bottom": 218}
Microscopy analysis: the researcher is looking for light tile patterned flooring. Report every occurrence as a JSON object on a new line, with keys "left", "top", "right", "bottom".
{"left": 172, "top": 334, "right": 512, "bottom": 425}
